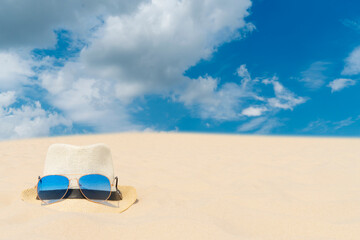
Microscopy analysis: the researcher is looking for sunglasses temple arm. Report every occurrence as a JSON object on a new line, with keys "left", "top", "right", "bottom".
{"left": 114, "top": 176, "right": 123, "bottom": 200}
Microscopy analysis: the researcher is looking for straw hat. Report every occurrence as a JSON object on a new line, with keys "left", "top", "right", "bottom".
{"left": 21, "top": 143, "right": 137, "bottom": 213}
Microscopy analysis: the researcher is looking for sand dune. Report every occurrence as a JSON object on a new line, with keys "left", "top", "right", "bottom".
{"left": 1, "top": 132, "right": 360, "bottom": 239}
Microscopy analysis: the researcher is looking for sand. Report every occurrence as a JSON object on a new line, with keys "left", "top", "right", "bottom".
{"left": 1, "top": 132, "right": 360, "bottom": 239}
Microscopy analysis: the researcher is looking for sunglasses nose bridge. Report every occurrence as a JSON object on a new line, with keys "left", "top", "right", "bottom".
{"left": 68, "top": 178, "right": 79, "bottom": 188}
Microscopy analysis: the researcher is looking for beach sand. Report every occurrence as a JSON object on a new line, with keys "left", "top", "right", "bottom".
{"left": 1, "top": 132, "right": 360, "bottom": 239}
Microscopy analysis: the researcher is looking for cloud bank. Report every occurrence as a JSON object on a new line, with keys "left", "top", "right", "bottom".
{"left": 0, "top": 0, "right": 257, "bottom": 138}
{"left": 0, "top": 0, "right": 311, "bottom": 139}
{"left": 36, "top": 0, "right": 254, "bottom": 132}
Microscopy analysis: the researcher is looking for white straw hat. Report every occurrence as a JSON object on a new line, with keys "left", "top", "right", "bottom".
{"left": 21, "top": 143, "right": 137, "bottom": 213}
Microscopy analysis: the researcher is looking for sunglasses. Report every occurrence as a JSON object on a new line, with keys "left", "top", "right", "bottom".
{"left": 36, "top": 174, "right": 122, "bottom": 205}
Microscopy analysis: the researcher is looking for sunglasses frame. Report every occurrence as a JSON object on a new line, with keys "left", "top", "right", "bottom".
{"left": 36, "top": 173, "right": 116, "bottom": 205}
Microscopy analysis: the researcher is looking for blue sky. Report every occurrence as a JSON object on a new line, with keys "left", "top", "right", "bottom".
{"left": 0, "top": 0, "right": 359, "bottom": 139}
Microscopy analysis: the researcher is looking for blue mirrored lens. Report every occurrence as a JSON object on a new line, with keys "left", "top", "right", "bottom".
{"left": 79, "top": 174, "right": 111, "bottom": 201}
{"left": 37, "top": 175, "right": 69, "bottom": 203}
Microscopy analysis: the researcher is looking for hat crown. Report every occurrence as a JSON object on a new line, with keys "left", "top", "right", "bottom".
{"left": 43, "top": 143, "right": 114, "bottom": 182}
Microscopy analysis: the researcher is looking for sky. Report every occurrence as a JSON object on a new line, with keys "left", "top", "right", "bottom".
{"left": 0, "top": 0, "right": 360, "bottom": 140}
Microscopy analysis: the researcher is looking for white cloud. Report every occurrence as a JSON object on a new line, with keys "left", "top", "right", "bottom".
{"left": 327, "top": 78, "right": 356, "bottom": 92}
{"left": 237, "top": 116, "right": 282, "bottom": 134}
{"left": 235, "top": 73, "right": 307, "bottom": 133}
{"left": 176, "top": 62, "right": 266, "bottom": 121}
{"left": 75, "top": 0, "right": 253, "bottom": 97}
{"left": 299, "top": 61, "right": 330, "bottom": 89}
{"left": 342, "top": 46, "right": 360, "bottom": 76}
{"left": 38, "top": 0, "right": 254, "bottom": 129}
{"left": 303, "top": 117, "right": 356, "bottom": 133}
{"left": 0, "top": 99, "right": 71, "bottom": 140}
{"left": 177, "top": 77, "right": 219, "bottom": 106}
{"left": 241, "top": 106, "right": 267, "bottom": 117}
{"left": 263, "top": 77, "right": 308, "bottom": 110}
{"left": 302, "top": 119, "right": 331, "bottom": 133}
{"left": 237, "top": 64, "right": 251, "bottom": 80}
{"left": 47, "top": 77, "right": 141, "bottom": 132}
{"left": 237, "top": 116, "right": 267, "bottom": 132}
{"left": 175, "top": 64, "right": 307, "bottom": 133}
{"left": 0, "top": 52, "right": 34, "bottom": 91}
{"left": 333, "top": 117, "right": 355, "bottom": 130}
{"left": 256, "top": 118, "right": 282, "bottom": 134}
{"left": 177, "top": 76, "right": 249, "bottom": 120}
{"left": 0, "top": 91, "right": 16, "bottom": 108}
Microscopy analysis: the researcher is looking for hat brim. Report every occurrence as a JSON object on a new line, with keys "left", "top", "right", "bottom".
{"left": 21, "top": 186, "right": 137, "bottom": 213}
